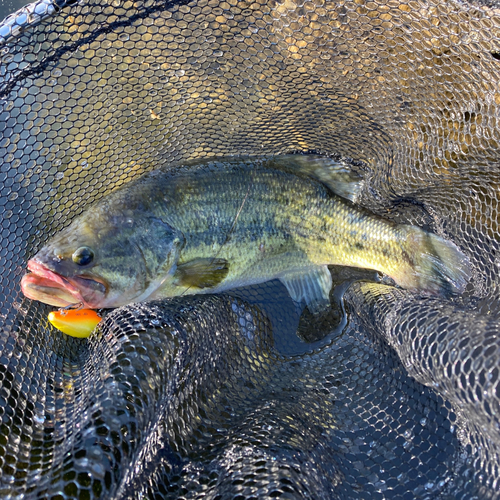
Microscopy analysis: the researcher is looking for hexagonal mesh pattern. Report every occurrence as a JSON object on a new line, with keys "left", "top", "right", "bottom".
{"left": 1, "top": 0, "right": 500, "bottom": 498}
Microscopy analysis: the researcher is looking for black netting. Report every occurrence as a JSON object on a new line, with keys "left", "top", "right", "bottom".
{"left": 1, "top": 0, "right": 500, "bottom": 498}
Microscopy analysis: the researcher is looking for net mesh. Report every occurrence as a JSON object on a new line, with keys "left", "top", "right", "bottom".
{"left": 0, "top": 0, "right": 500, "bottom": 497}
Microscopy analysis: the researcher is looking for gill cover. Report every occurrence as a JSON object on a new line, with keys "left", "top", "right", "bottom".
{"left": 128, "top": 217, "right": 186, "bottom": 302}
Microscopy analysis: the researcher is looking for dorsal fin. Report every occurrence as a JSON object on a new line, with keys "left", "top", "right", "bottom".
{"left": 268, "top": 155, "right": 364, "bottom": 202}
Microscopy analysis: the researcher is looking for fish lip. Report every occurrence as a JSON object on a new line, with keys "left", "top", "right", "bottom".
{"left": 25, "top": 259, "right": 106, "bottom": 308}
{"left": 27, "top": 260, "right": 81, "bottom": 298}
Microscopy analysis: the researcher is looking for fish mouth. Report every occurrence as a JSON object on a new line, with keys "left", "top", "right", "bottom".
{"left": 21, "top": 260, "right": 107, "bottom": 308}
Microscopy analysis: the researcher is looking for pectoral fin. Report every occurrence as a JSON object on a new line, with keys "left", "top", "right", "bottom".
{"left": 280, "top": 265, "right": 332, "bottom": 314}
{"left": 173, "top": 258, "right": 229, "bottom": 289}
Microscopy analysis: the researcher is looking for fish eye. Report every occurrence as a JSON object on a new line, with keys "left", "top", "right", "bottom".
{"left": 72, "top": 247, "right": 94, "bottom": 266}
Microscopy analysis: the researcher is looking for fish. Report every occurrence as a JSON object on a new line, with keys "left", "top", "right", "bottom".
{"left": 21, "top": 155, "right": 471, "bottom": 313}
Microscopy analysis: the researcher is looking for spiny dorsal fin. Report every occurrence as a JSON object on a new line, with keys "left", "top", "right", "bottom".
{"left": 173, "top": 258, "right": 229, "bottom": 289}
{"left": 279, "top": 265, "right": 332, "bottom": 315}
{"left": 268, "top": 155, "right": 364, "bottom": 202}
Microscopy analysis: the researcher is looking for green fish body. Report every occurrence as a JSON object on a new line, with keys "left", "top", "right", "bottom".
{"left": 21, "top": 156, "right": 470, "bottom": 310}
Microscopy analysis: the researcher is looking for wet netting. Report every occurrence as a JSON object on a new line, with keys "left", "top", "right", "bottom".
{"left": 1, "top": 0, "right": 500, "bottom": 498}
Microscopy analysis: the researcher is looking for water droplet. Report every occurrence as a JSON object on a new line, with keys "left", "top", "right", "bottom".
{"left": 75, "top": 458, "right": 89, "bottom": 468}
{"left": 90, "top": 463, "right": 105, "bottom": 478}
{"left": 403, "top": 429, "right": 413, "bottom": 439}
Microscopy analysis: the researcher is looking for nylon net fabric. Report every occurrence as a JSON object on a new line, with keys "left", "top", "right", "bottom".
{"left": 0, "top": 0, "right": 500, "bottom": 498}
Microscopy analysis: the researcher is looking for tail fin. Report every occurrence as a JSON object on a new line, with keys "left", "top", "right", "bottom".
{"left": 394, "top": 228, "right": 471, "bottom": 296}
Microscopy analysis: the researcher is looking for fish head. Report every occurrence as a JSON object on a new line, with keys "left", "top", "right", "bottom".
{"left": 21, "top": 209, "right": 184, "bottom": 309}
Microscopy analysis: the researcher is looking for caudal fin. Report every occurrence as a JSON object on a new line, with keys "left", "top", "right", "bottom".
{"left": 394, "top": 228, "right": 471, "bottom": 296}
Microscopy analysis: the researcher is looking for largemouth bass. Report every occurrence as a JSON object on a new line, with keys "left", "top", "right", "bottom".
{"left": 21, "top": 156, "right": 470, "bottom": 311}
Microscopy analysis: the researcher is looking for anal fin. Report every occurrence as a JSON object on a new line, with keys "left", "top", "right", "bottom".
{"left": 174, "top": 258, "right": 229, "bottom": 289}
{"left": 279, "top": 265, "right": 332, "bottom": 314}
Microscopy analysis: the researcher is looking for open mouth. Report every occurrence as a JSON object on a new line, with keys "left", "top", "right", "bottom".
{"left": 21, "top": 260, "right": 106, "bottom": 308}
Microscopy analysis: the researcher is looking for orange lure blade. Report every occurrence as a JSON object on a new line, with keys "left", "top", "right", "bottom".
{"left": 48, "top": 308, "right": 102, "bottom": 338}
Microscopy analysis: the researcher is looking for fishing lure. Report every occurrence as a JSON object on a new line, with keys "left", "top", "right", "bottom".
{"left": 48, "top": 307, "right": 102, "bottom": 338}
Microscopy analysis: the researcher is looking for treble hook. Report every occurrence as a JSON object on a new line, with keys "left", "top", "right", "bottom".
{"left": 57, "top": 301, "right": 84, "bottom": 316}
